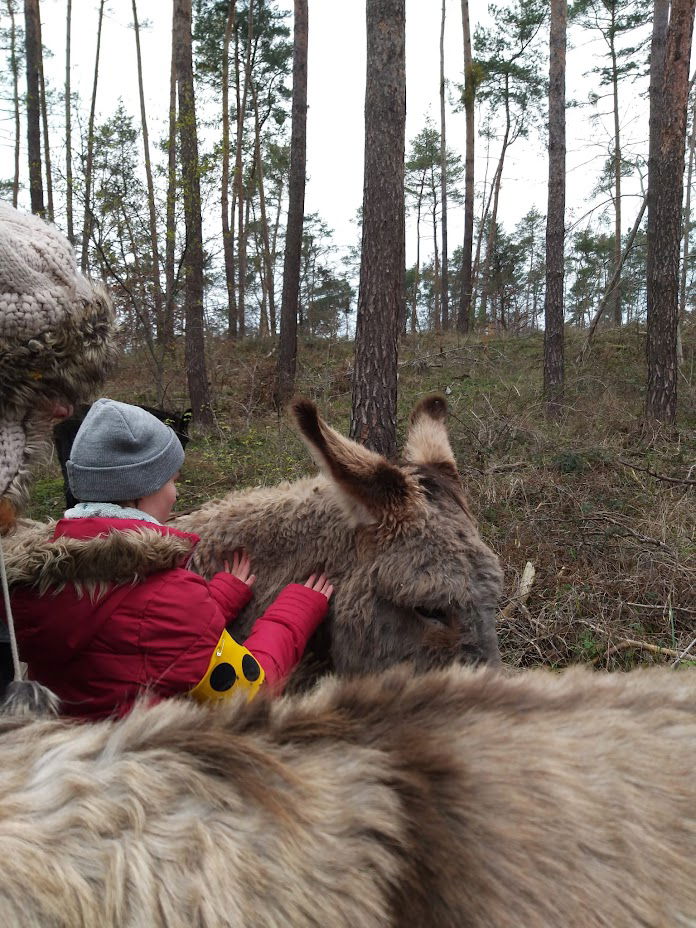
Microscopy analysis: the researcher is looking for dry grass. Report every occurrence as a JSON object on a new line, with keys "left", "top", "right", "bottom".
{"left": 27, "top": 322, "right": 696, "bottom": 671}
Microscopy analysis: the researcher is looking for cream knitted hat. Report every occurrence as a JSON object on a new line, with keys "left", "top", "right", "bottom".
{"left": 0, "top": 203, "right": 116, "bottom": 526}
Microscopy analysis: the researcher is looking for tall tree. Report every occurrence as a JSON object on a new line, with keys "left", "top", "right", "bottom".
{"left": 80, "top": 0, "right": 105, "bottom": 272}
{"left": 405, "top": 123, "right": 464, "bottom": 332}
{"left": 65, "top": 0, "right": 74, "bottom": 241}
{"left": 457, "top": 0, "right": 477, "bottom": 332}
{"left": 645, "top": 0, "right": 696, "bottom": 421}
{"left": 23, "top": 0, "right": 44, "bottom": 215}
{"left": 572, "top": 0, "right": 651, "bottom": 327}
{"left": 132, "top": 0, "right": 164, "bottom": 342}
{"left": 439, "top": 0, "right": 449, "bottom": 329}
{"left": 350, "top": 0, "right": 405, "bottom": 457}
{"left": 164, "top": 0, "right": 178, "bottom": 346}
{"left": 7, "top": 0, "right": 21, "bottom": 207}
{"left": 37, "top": 9, "right": 52, "bottom": 221}
{"left": 234, "top": 0, "right": 254, "bottom": 337}
{"left": 474, "top": 0, "right": 546, "bottom": 327}
{"left": 276, "top": 0, "right": 308, "bottom": 405}
{"left": 174, "top": 0, "right": 214, "bottom": 427}
{"left": 544, "top": 0, "right": 567, "bottom": 417}
{"left": 221, "top": 0, "right": 238, "bottom": 338}
{"left": 679, "top": 74, "right": 696, "bottom": 364}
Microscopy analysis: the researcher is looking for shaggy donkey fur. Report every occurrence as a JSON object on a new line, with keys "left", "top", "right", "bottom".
{"left": 0, "top": 664, "right": 695, "bottom": 927}
{"left": 175, "top": 396, "right": 504, "bottom": 683}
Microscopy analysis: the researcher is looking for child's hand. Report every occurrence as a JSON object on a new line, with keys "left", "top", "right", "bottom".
{"left": 224, "top": 550, "right": 256, "bottom": 588}
{"left": 304, "top": 573, "right": 334, "bottom": 601}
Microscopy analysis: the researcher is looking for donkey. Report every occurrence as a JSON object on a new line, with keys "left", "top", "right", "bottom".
{"left": 174, "top": 395, "right": 504, "bottom": 682}
{"left": 1, "top": 662, "right": 695, "bottom": 928}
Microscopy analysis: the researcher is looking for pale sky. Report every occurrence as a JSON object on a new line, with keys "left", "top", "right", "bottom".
{"left": 1, "top": 0, "right": 651, "bottom": 267}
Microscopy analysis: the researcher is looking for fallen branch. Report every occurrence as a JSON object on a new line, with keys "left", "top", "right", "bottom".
{"left": 581, "top": 514, "right": 674, "bottom": 553}
{"left": 591, "top": 638, "right": 682, "bottom": 666}
{"left": 616, "top": 458, "right": 696, "bottom": 486}
{"left": 672, "top": 637, "right": 696, "bottom": 667}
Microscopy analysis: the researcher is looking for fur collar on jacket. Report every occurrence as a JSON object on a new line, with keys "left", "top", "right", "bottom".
{"left": 3, "top": 518, "right": 198, "bottom": 595}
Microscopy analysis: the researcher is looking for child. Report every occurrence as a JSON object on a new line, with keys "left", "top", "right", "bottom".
{"left": 7, "top": 398, "right": 333, "bottom": 721}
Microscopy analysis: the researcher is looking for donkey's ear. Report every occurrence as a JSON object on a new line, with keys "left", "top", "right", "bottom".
{"left": 291, "top": 399, "right": 420, "bottom": 524}
{"left": 403, "top": 394, "right": 459, "bottom": 480}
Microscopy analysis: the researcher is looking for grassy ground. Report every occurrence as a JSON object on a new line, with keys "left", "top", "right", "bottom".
{"left": 28, "top": 322, "right": 696, "bottom": 671}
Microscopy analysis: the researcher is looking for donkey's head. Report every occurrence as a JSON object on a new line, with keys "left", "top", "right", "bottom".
{"left": 291, "top": 396, "right": 503, "bottom": 675}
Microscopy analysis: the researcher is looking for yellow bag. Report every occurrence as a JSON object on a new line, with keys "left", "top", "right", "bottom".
{"left": 189, "top": 628, "right": 265, "bottom": 703}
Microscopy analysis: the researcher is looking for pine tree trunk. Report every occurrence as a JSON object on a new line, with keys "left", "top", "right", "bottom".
{"left": 38, "top": 12, "right": 53, "bottom": 222}
{"left": 24, "top": 0, "right": 44, "bottom": 216}
{"left": 457, "top": 0, "right": 475, "bottom": 333}
{"left": 8, "top": 0, "right": 20, "bottom": 208}
{"left": 174, "top": 0, "right": 214, "bottom": 428}
{"left": 544, "top": 0, "right": 567, "bottom": 418}
{"left": 251, "top": 80, "right": 276, "bottom": 339}
{"left": 132, "top": 0, "right": 165, "bottom": 344}
{"left": 65, "top": 0, "right": 74, "bottom": 241}
{"left": 276, "top": 0, "right": 308, "bottom": 406}
{"left": 646, "top": 0, "right": 696, "bottom": 422}
{"left": 678, "top": 74, "right": 696, "bottom": 365}
{"left": 234, "top": 1, "right": 254, "bottom": 338}
{"left": 431, "top": 164, "right": 441, "bottom": 332}
{"left": 412, "top": 178, "right": 424, "bottom": 334}
{"left": 350, "top": 0, "right": 405, "bottom": 458}
{"left": 164, "top": 5, "right": 177, "bottom": 346}
{"left": 439, "top": 0, "right": 449, "bottom": 330}
{"left": 80, "top": 0, "right": 105, "bottom": 272}
{"left": 221, "top": 0, "right": 238, "bottom": 339}
{"left": 478, "top": 127, "right": 509, "bottom": 325}
{"left": 610, "top": 23, "right": 623, "bottom": 326}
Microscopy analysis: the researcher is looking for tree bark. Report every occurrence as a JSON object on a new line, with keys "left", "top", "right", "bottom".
{"left": 678, "top": 73, "right": 696, "bottom": 365}
{"left": 350, "top": 0, "right": 405, "bottom": 458}
{"left": 24, "top": 0, "right": 44, "bottom": 216}
{"left": 251, "top": 79, "right": 276, "bottom": 338}
{"left": 7, "top": 0, "right": 20, "bottom": 208}
{"left": 221, "top": 0, "right": 237, "bottom": 338}
{"left": 439, "top": 0, "right": 449, "bottom": 329}
{"left": 412, "top": 175, "right": 425, "bottom": 334}
{"left": 276, "top": 0, "right": 308, "bottom": 406}
{"left": 37, "top": 10, "right": 53, "bottom": 221}
{"left": 164, "top": 0, "right": 177, "bottom": 347}
{"left": 646, "top": 0, "right": 696, "bottom": 422}
{"left": 174, "top": 0, "right": 214, "bottom": 427}
{"left": 65, "top": 0, "right": 74, "bottom": 241}
{"left": 609, "top": 15, "right": 623, "bottom": 326}
{"left": 457, "top": 0, "right": 475, "bottom": 333}
{"left": 544, "top": 0, "right": 567, "bottom": 417}
{"left": 234, "top": 1, "right": 255, "bottom": 338}
{"left": 132, "top": 0, "right": 165, "bottom": 343}
{"left": 430, "top": 161, "right": 441, "bottom": 331}
{"left": 80, "top": 0, "right": 105, "bottom": 272}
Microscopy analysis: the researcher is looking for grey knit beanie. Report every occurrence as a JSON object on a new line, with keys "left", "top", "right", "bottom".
{"left": 0, "top": 202, "right": 116, "bottom": 525}
{"left": 67, "top": 399, "right": 185, "bottom": 502}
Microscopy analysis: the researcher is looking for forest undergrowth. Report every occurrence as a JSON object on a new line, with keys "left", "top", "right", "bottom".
{"left": 28, "top": 323, "right": 696, "bottom": 671}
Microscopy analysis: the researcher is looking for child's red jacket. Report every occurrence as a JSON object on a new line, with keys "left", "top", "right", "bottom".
{"left": 5, "top": 517, "right": 327, "bottom": 720}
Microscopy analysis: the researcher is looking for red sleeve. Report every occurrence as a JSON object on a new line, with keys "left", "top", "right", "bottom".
{"left": 243, "top": 584, "right": 328, "bottom": 690}
{"left": 207, "top": 572, "right": 254, "bottom": 622}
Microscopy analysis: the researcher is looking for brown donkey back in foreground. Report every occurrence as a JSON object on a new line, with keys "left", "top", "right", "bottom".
{"left": 0, "top": 663, "right": 694, "bottom": 927}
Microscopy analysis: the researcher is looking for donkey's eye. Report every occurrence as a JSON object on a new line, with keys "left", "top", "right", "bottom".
{"left": 417, "top": 606, "right": 449, "bottom": 624}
